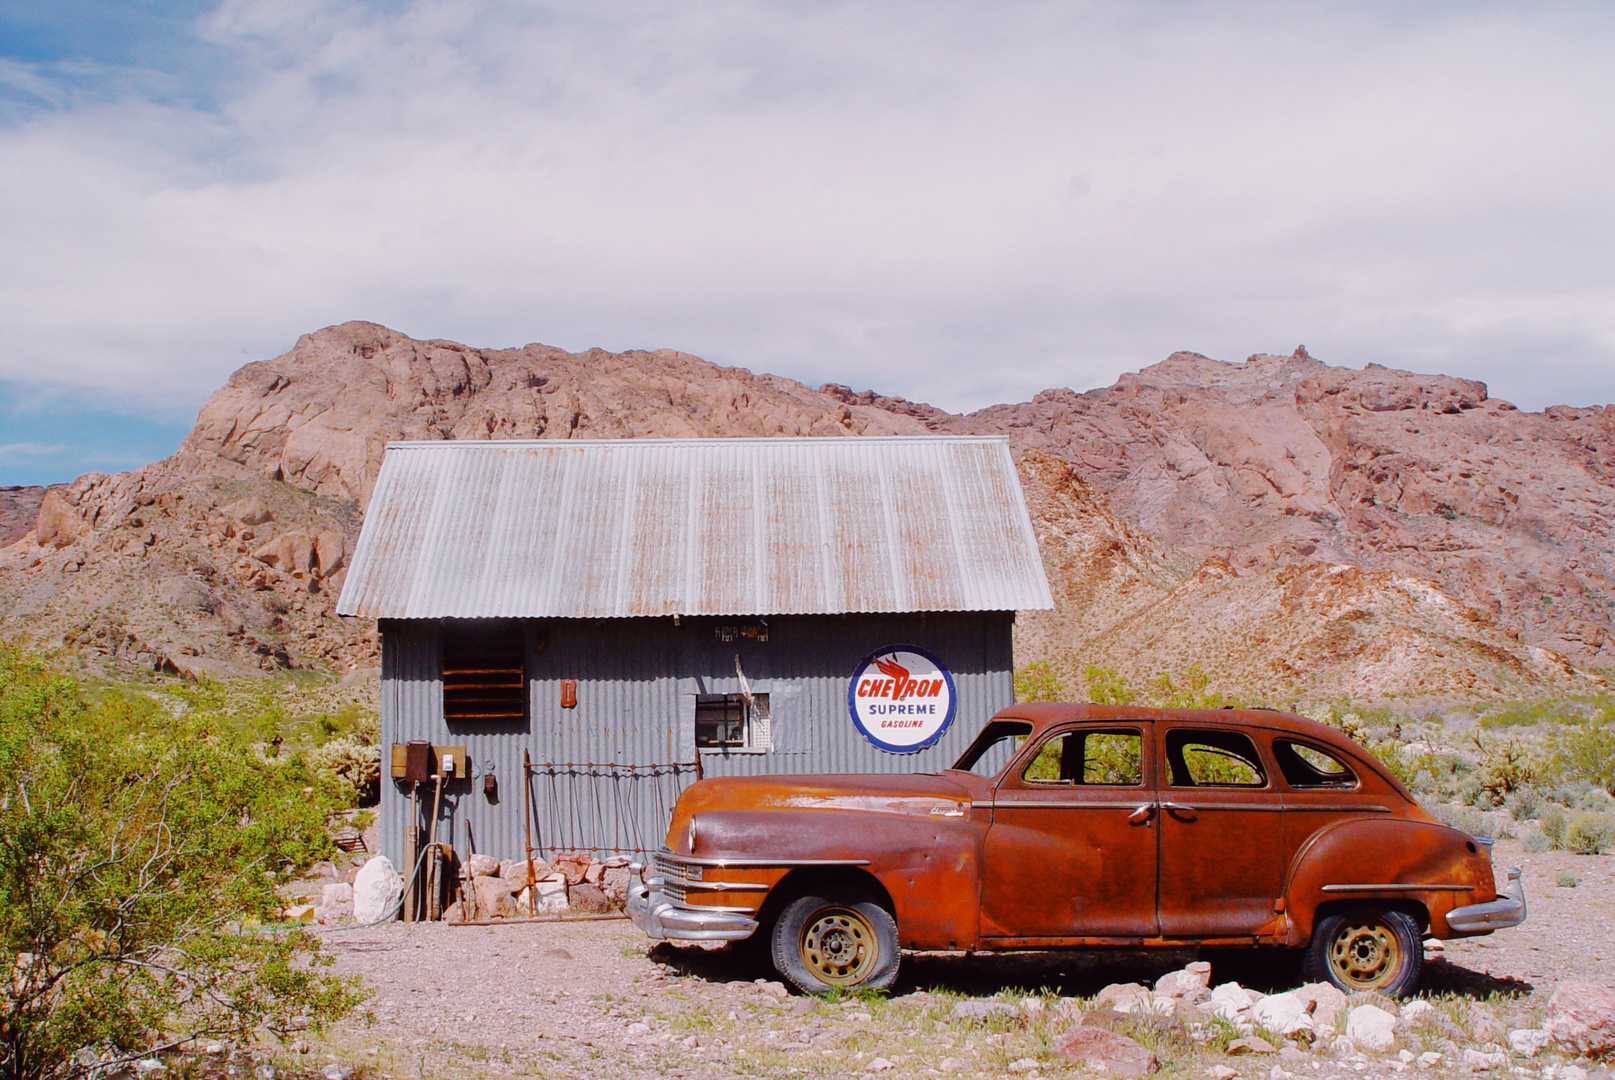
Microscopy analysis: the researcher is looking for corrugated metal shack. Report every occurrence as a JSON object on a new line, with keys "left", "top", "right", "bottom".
{"left": 337, "top": 436, "right": 1052, "bottom": 877}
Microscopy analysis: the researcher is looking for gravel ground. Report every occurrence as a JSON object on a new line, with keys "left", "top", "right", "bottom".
{"left": 300, "top": 840, "right": 1612, "bottom": 1080}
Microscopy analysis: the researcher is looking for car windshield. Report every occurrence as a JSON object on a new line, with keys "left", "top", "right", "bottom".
{"left": 949, "top": 720, "right": 1034, "bottom": 776}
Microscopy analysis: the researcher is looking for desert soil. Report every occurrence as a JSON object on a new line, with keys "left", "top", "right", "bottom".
{"left": 299, "top": 839, "right": 1611, "bottom": 1080}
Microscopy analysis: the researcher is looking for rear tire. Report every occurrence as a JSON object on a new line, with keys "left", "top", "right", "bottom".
{"left": 1303, "top": 907, "right": 1423, "bottom": 997}
{"left": 771, "top": 888, "right": 900, "bottom": 994}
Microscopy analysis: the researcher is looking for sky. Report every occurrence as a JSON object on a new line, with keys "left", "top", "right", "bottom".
{"left": 2, "top": 1, "right": 1615, "bottom": 485}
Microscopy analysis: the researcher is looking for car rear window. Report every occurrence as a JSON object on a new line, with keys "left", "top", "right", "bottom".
{"left": 1273, "top": 740, "right": 1359, "bottom": 789}
{"left": 1023, "top": 729, "right": 1143, "bottom": 786}
{"left": 1165, "top": 729, "right": 1266, "bottom": 787}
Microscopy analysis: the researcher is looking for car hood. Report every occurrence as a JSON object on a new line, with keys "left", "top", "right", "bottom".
{"left": 673, "top": 771, "right": 976, "bottom": 821}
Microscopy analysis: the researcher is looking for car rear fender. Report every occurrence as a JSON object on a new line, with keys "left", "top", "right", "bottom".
{"left": 1284, "top": 816, "right": 1495, "bottom": 943}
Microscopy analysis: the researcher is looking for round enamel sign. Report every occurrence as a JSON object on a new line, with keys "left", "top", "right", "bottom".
{"left": 847, "top": 644, "right": 957, "bottom": 753}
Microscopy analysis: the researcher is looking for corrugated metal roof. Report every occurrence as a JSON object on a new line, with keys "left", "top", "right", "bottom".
{"left": 336, "top": 436, "right": 1053, "bottom": 619}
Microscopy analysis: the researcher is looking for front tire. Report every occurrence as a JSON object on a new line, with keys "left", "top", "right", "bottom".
{"left": 771, "top": 888, "right": 900, "bottom": 994}
{"left": 1304, "top": 907, "right": 1423, "bottom": 996}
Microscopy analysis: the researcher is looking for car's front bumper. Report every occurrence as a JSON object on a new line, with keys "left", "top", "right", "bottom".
{"left": 1447, "top": 866, "right": 1527, "bottom": 933}
{"left": 626, "top": 864, "right": 759, "bottom": 942}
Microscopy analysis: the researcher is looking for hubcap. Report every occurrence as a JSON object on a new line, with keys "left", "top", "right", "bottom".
{"left": 800, "top": 906, "right": 877, "bottom": 986}
{"left": 1328, "top": 920, "right": 1401, "bottom": 990}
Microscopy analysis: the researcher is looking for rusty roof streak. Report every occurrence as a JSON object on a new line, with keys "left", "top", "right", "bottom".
{"left": 336, "top": 436, "right": 1054, "bottom": 620}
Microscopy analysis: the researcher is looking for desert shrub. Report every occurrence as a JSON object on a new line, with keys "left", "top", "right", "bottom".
{"left": 1564, "top": 812, "right": 1615, "bottom": 855}
{"left": 1470, "top": 736, "right": 1543, "bottom": 805}
{"left": 1014, "top": 661, "right": 1064, "bottom": 703}
{"left": 1555, "top": 715, "right": 1615, "bottom": 795}
{"left": 1540, "top": 806, "right": 1569, "bottom": 848}
{"left": 1429, "top": 804, "right": 1489, "bottom": 836}
{"left": 308, "top": 736, "right": 381, "bottom": 806}
{"left": 1083, "top": 665, "right": 1136, "bottom": 706}
{"left": 0, "top": 647, "right": 364, "bottom": 1080}
{"left": 1577, "top": 788, "right": 1615, "bottom": 812}
{"left": 1506, "top": 787, "right": 1544, "bottom": 822}
{"left": 1557, "top": 870, "right": 1581, "bottom": 887}
{"left": 1523, "top": 829, "right": 1553, "bottom": 853}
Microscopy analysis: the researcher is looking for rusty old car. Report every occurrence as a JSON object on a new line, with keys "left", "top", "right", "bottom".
{"left": 629, "top": 704, "right": 1526, "bottom": 995}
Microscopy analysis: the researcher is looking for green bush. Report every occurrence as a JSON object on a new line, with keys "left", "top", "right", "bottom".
{"left": 0, "top": 648, "right": 364, "bottom": 1080}
{"left": 1556, "top": 870, "right": 1581, "bottom": 887}
{"left": 1014, "top": 661, "right": 1064, "bottom": 704}
{"left": 1083, "top": 665, "right": 1136, "bottom": 706}
{"left": 1556, "top": 716, "right": 1615, "bottom": 795}
{"left": 1564, "top": 812, "right": 1615, "bottom": 855}
{"left": 1522, "top": 829, "right": 1553, "bottom": 853}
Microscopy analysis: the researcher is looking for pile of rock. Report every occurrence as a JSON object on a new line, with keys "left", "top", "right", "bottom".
{"left": 444, "top": 852, "right": 632, "bottom": 922}
{"left": 1045, "top": 963, "right": 1615, "bottom": 1076}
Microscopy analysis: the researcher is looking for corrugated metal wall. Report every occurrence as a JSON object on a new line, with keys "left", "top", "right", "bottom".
{"left": 378, "top": 612, "right": 1014, "bottom": 868}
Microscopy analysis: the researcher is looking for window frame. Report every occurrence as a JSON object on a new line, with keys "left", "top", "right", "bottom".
{"left": 1272, "top": 738, "right": 1361, "bottom": 790}
{"left": 1018, "top": 726, "right": 1146, "bottom": 788}
{"left": 1162, "top": 727, "right": 1270, "bottom": 789}
{"left": 694, "top": 692, "right": 772, "bottom": 752}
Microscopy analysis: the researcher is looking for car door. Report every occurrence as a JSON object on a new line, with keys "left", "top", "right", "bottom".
{"left": 1155, "top": 724, "right": 1287, "bottom": 938}
{"left": 979, "top": 723, "right": 1159, "bottom": 940}
{"left": 1271, "top": 735, "right": 1392, "bottom": 871}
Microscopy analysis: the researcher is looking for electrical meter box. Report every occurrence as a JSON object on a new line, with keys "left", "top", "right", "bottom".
{"left": 434, "top": 746, "right": 468, "bottom": 779}
{"left": 392, "top": 741, "right": 434, "bottom": 782}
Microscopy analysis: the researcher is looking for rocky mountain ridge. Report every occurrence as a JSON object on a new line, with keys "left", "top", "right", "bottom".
{"left": 1, "top": 321, "right": 1609, "bottom": 702}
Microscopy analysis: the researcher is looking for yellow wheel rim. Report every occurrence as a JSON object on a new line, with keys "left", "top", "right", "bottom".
{"left": 1328, "top": 920, "right": 1402, "bottom": 991}
{"left": 799, "top": 906, "right": 878, "bottom": 987}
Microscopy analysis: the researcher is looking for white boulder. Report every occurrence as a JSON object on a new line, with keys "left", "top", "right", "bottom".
{"left": 1155, "top": 961, "right": 1213, "bottom": 1000}
{"left": 1295, "top": 982, "right": 1348, "bottom": 1032}
{"left": 352, "top": 856, "right": 403, "bottom": 924}
{"left": 531, "top": 874, "right": 569, "bottom": 914}
{"left": 462, "top": 854, "right": 498, "bottom": 880}
{"left": 1249, "top": 991, "right": 1314, "bottom": 1036}
{"left": 1399, "top": 1000, "right": 1435, "bottom": 1024}
{"left": 1507, "top": 1029, "right": 1552, "bottom": 1058}
{"left": 1206, "top": 982, "right": 1263, "bottom": 1020}
{"left": 1546, "top": 981, "right": 1615, "bottom": 1056}
{"left": 1345, "top": 1004, "right": 1397, "bottom": 1052}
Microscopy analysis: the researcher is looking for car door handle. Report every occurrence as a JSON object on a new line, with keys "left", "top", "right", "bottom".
{"left": 1161, "top": 802, "right": 1197, "bottom": 821}
{"left": 1127, "top": 803, "right": 1156, "bottom": 825}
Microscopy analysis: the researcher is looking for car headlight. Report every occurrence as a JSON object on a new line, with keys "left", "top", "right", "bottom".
{"left": 687, "top": 815, "right": 699, "bottom": 854}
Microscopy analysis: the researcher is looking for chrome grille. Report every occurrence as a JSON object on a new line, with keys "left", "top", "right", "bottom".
{"left": 655, "top": 852, "right": 703, "bottom": 883}
{"left": 663, "top": 881, "right": 688, "bottom": 904}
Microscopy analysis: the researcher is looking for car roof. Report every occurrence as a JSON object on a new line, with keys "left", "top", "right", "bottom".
{"left": 983, "top": 702, "right": 1414, "bottom": 802}
{"left": 992, "top": 701, "right": 1350, "bottom": 744}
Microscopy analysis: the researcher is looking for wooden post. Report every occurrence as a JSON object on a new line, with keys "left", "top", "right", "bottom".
{"left": 425, "top": 773, "right": 445, "bottom": 920}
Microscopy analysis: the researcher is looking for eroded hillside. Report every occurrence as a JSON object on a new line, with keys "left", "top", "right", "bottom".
{"left": 0, "top": 322, "right": 1607, "bottom": 700}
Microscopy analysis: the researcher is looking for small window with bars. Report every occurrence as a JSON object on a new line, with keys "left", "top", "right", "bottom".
{"left": 695, "top": 693, "right": 771, "bottom": 750}
{"left": 442, "top": 622, "right": 526, "bottom": 723}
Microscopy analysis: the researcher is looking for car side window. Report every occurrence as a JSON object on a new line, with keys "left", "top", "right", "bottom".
{"left": 1165, "top": 729, "right": 1266, "bottom": 788}
{"left": 1273, "top": 739, "right": 1358, "bottom": 789}
{"left": 951, "top": 720, "right": 1034, "bottom": 777}
{"left": 1022, "top": 729, "right": 1143, "bottom": 786}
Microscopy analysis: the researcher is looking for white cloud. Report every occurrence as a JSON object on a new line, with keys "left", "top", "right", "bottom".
{"left": 1, "top": 0, "right": 1614, "bottom": 418}
{"left": 0, "top": 442, "right": 68, "bottom": 459}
